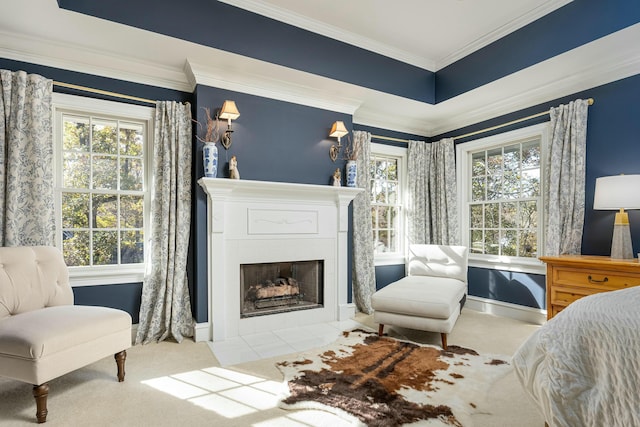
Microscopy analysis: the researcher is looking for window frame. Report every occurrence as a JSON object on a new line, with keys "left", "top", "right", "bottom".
{"left": 53, "top": 93, "right": 154, "bottom": 287}
{"left": 370, "top": 142, "right": 407, "bottom": 266}
{"left": 456, "top": 123, "right": 549, "bottom": 275}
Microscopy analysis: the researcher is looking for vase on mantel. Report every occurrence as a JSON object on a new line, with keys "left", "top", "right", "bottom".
{"left": 346, "top": 160, "right": 357, "bottom": 187}
{"left": 203, "top": 142, "right": 218, "bottom": 178}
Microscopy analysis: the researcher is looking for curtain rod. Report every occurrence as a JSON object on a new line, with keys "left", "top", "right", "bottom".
{"left": 53, "top": 81, "right": 156, "bottom": 105}
{"left": 370, "top": 134, "right": 413, "bottom": 144}
{"left": 452, "top": 97, "right": 594, "bottom": 141}
{"left": 370, "top": 98, "right": 594, "bottom": 144}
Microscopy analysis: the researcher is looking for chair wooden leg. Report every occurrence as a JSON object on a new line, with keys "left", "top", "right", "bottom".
{"left": 378, "top": 324, "right": 384, "bottom": 336}
{"left": 441, "top": 333, "right": 448, "bottom": 350}
{"left": 33, "top": 383, "right": 49, "bottom": 423}
{"left": 115, "top": 350, "right": 127, "bottom": 382}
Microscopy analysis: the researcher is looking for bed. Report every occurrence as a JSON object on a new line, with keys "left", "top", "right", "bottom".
{"left": 513, "top": 286, "right": 640, "bottom": 427}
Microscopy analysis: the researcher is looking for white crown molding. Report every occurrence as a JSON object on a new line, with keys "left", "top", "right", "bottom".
{"left": 0, "top": 31, "right": 191, "bottom": 93}
{"left": 185, "top": 58, "right": 362, "bottom": 115}
{"left": 353, "top": 104, "right": 433, "bottom": 137}
{"left": 436, "top": 0, "right": 573, "bottom": 70}
{"left": 218, "top": 0, "right": 435, "bottom": 71}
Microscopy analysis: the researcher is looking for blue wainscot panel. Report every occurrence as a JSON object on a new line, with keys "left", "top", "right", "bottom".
{"left": 73, "top": 283, "right": 143, "bottom": 323}
{"left": 467, "top": 267, "right": 545, "bottom": 310}
{"left": 374, "top": 264, "right": 407, "bottom": 291}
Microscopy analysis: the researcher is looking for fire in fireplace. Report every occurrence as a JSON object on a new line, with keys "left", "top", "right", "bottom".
{"left": 240, "top": 260, "right": 324, "bottom": 318}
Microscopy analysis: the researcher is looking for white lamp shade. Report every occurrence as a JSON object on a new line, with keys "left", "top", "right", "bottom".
{"left": 329, "top": 121, "right": 348, "bottom": 138}
{"left": 219, "top": 100, "right": 240, "bottom": 120}
{"left": 593, "top": 174, "right": 640, "bottom": 210}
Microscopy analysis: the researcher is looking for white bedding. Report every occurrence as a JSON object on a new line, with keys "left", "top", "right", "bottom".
{"left": 513, "top": 286, "right": 640, "bottom": 427}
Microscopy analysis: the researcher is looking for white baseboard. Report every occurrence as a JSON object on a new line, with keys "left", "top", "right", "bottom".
{"left": 466, "top": 295, "right": 547, "bottom": 325}
{"left": 194, "top": 322, "right": 211, "bottom": 342}
{"left": 339, "top": 303, "right": 356, "bottom": 320}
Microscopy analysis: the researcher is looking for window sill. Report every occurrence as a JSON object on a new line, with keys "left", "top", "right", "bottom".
{"left": 468, "top": 255, "right": 546, "bottom": 275}
{"left": 69, "top": 265, "right": 145, "bottom": 287}
{"left": 374, "top": 255, "right": 406, "bottom": 267}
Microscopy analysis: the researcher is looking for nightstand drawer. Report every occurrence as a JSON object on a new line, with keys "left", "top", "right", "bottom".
{"left": 554, "top": 268, "right": 640, "bottom": 290}
{"left": 551, "top": 285, "right": 606, "bottom": 306}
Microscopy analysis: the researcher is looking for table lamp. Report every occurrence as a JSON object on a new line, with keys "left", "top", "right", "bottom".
{"left": 593, "top": 174, "right": 640, "bottom": 259}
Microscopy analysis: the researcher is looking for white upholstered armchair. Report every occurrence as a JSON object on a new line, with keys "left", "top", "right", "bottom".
{"left": 371, "top": 244, "right": 469, "bottom": 349}
{"left": 0, "top": 246, "right": 132, "bottom": 423}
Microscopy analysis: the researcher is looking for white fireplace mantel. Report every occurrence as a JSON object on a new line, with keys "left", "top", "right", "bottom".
{"left": 198, "top": 178, "right": 362, "bottom": 342}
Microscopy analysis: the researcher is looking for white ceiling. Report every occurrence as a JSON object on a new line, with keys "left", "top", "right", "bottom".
{"left": 220, "top": 0, "right": 571, "bottom": 70}
{"left": 1, "top": 0, "right": 639, "bottom": 137}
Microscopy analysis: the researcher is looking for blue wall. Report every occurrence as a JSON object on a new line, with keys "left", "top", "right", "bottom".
{"left": 375, "top": 264, "right": 406, "bottom": 291}
{"left": 467, "top": 268, "right": 545, "bottom": 309}
{"left": 192, "top": 85, "right": 354, "bottom": 322}
{"left": 74, "top": 283, "right": 143, "bottom": 323}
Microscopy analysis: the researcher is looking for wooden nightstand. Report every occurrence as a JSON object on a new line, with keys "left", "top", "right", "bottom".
{"left": 539, "top": 255, "right": 640, "bottom": 320}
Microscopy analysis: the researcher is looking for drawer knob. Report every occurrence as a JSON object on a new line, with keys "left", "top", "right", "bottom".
{"left": 588, "top": 275, "right": 608, "bottom": 284}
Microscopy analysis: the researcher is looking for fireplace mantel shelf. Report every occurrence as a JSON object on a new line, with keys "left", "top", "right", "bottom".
{"left": 198, "top": 178, "right": 363, "bottom": 202}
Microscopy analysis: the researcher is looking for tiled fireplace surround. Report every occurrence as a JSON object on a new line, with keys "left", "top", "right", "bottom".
{"left": 199, "top": 178, "right": 362, "bottom": 342}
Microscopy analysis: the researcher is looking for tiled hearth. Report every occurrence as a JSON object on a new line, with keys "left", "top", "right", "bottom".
{"left": 208, "top": 318, "right": 365, "bottom": 366}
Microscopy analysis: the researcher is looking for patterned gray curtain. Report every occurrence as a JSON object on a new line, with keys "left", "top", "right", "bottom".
{"left": 430, "top": 138, "right": 459, "bottom": 245}
{"left": 0, "top": 70, "right": 55, "bottom": 246}
{"left": 407, "top": 138, "right": 458, "bottom": 245}
{"left": 544, "top": 99, "right": 589, "bottom": 256}
{"left": 407, "top": 140, "right": 430, "bottom": 244}
{"left": 352, "top": 130, "right": 376, "bottom": 314}
{"left": 136, "top": 101, "right": 194, "bottom": 344}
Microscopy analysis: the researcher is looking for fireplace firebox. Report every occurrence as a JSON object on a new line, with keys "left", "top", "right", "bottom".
{"left": 241, "top": 260, "right": 324, "bottom": 318}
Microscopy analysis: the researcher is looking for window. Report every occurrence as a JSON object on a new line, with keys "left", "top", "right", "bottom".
{"left": 54, "top": 94, "right": 153, "bottom": 285}
{"left": 369, "top": 143, "right": 407, "bottom": 265}
{"left": 457, "top": 123, "right": 548, "bottom": 273}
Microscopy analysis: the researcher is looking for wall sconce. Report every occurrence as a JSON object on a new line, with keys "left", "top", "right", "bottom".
{"left": 593, "top": 174, "right": 640, "bottom": 259}
{"left": 219, "top": 100, "right": 240, "bottom": 150}
{"left": 329, "top": 121, "right": 348, "bottom": 162}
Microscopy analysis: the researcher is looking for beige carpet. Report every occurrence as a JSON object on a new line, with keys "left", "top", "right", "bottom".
{"left": 0, "top": 309, "right": 544, "bottom": 426}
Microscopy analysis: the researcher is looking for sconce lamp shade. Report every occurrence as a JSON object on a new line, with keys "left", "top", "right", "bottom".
{"left": 593, "top": 174, "right": 640, "bottom": 210}
{"left": 219, "top": 100, "right": 240, "bottom": 121}
{"left": 329, "top": 121, "right": 348, "bottom": 138}
{"left": 594, "top": 174, "right": 640, "bottom": 259}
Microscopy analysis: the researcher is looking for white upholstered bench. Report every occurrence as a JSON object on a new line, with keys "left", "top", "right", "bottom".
{"left": 0, "top": 246, "right": 132, "bottom": 423}
{"left": 371, "top": 244, "right": 468, "bottom": 349}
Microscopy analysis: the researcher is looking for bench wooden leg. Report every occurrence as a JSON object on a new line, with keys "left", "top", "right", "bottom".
{"left": 33, "top": 383, "right": 49, "bottom": 423}
{"left": 115, "top": 350, "right": 127, "bottom": 382}
{"left": 378, "top": 324, "right": 384, "bottom": 336}
{"left": 441, "top": 333, "right": 448, "bottom": 350}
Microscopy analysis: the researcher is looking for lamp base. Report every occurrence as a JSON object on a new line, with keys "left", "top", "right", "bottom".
{"left": 611, "top": 223, "right": 633, "bottom": 259}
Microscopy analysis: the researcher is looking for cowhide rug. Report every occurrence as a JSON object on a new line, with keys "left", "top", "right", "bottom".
{"left": 276, "top": 329, "right": 511, "bottom": 426}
